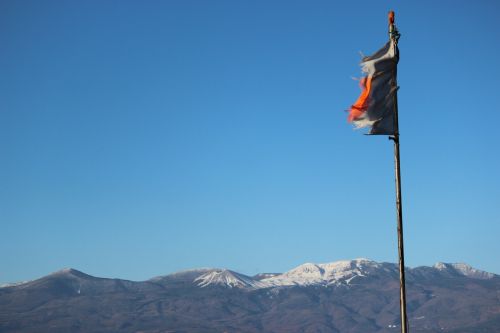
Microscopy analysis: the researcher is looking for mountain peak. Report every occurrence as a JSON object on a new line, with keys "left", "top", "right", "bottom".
{"left": 52, "top": 268, "right": 80, "bottom": 275}
{"left": 261, "top": 258, "right": 382, "bottom": 287}
{"left": 49, "top": 268, "right": 96, "bottom": 279}
{"left": 194, "top": 269, "right": 266, "bottom": 289}
{"left": 149, "top": 268, "right": 214, "bottom": 282}
{"left": 1, "top": 268, "right": 91, "bottom": 288}
{"left": 433, "top": 262, "right": 494, "bottom": 279}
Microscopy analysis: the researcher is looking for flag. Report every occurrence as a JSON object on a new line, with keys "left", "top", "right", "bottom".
{"left": 348, "top": 39, "right": 399, "bottom": 135}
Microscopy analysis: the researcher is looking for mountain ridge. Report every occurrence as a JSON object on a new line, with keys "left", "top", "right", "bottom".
{"left": 2, "top": 258, "right": 496, "bottom": 290}
{"left": 1, "top": 258, "right": 499, "bottom": 333}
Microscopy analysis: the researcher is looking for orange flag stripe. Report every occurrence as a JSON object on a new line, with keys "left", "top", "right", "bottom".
{"left": 348, "top": 76, "right": 372, "bottom": 122}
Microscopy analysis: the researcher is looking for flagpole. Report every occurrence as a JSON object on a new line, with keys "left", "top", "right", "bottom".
{"left": 388, "top": 11, "right": 409, "bottom": 333}
{"left": 393, "top": 107, "right": 409, "bottom": 333}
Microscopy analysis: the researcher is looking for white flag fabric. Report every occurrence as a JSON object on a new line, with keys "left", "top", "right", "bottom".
{"left": 348, "top": 39, "right": 399, "bottom": 135}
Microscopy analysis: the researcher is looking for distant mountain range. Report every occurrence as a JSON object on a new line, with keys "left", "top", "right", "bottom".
{"left": 1, "top": 259, "right": 499, "bottom": 332}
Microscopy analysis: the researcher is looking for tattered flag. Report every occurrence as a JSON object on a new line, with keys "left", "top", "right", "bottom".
{"left": 348, "top": 39, "right": 399, "bottom": 135}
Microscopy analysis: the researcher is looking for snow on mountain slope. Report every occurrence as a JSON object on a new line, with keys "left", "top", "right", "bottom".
{"left": 262, "top": 258, "right": 380, "bottom": 287}
{"left": 0, "top": 280, "right": 31, "bottom": 288}
{"left": 186, "top": 259, "right": 381, "bottom": 289}
{"left": 253, "top": 273, "right": 280, "bottom": 280}
{"left": 194, "top": 269, "right": 269, "bottom": 289}
{"left": 1, "top": 268, "right": 92, "bottom": 289}
{"left": 433, "top": 262, "right": 494, "bottom": 279}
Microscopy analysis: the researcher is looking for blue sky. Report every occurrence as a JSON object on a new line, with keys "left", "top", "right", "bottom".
{"left": 1, "top": 0, "right": 499, "bottom": 284}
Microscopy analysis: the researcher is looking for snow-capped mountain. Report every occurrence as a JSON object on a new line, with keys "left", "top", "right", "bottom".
{"left": 261, "top": 258, "right": 384, "bottom": 287}
{"left": 433, "top": 262, "right": 494, "bottom": 279}
{"left": 194, "top": 269, "right": 268, "bottom": 289}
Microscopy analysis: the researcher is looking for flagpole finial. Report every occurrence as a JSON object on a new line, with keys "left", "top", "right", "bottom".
{"left": 388, "top": 11, "right": 400, "bottom": 42}
{"left": 388, "top": 10, "right": 395, "bottom": 25}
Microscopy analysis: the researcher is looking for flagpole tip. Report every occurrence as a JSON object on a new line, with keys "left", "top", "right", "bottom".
{"left": 388, "top": 10, "right": 395, "bottom": 25}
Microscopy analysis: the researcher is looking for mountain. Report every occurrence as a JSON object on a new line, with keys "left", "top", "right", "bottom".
{"left": 1, "top": 259, "right": 499, "bottom": 333}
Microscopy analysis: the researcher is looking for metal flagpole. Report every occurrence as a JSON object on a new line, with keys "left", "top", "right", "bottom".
{"left": 388, "top": 11, "right": 409, "bottom": 333}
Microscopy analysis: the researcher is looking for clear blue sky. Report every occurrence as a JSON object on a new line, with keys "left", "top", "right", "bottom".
{"left": 1, "top": 0, "right": 499, "bottom": 284}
